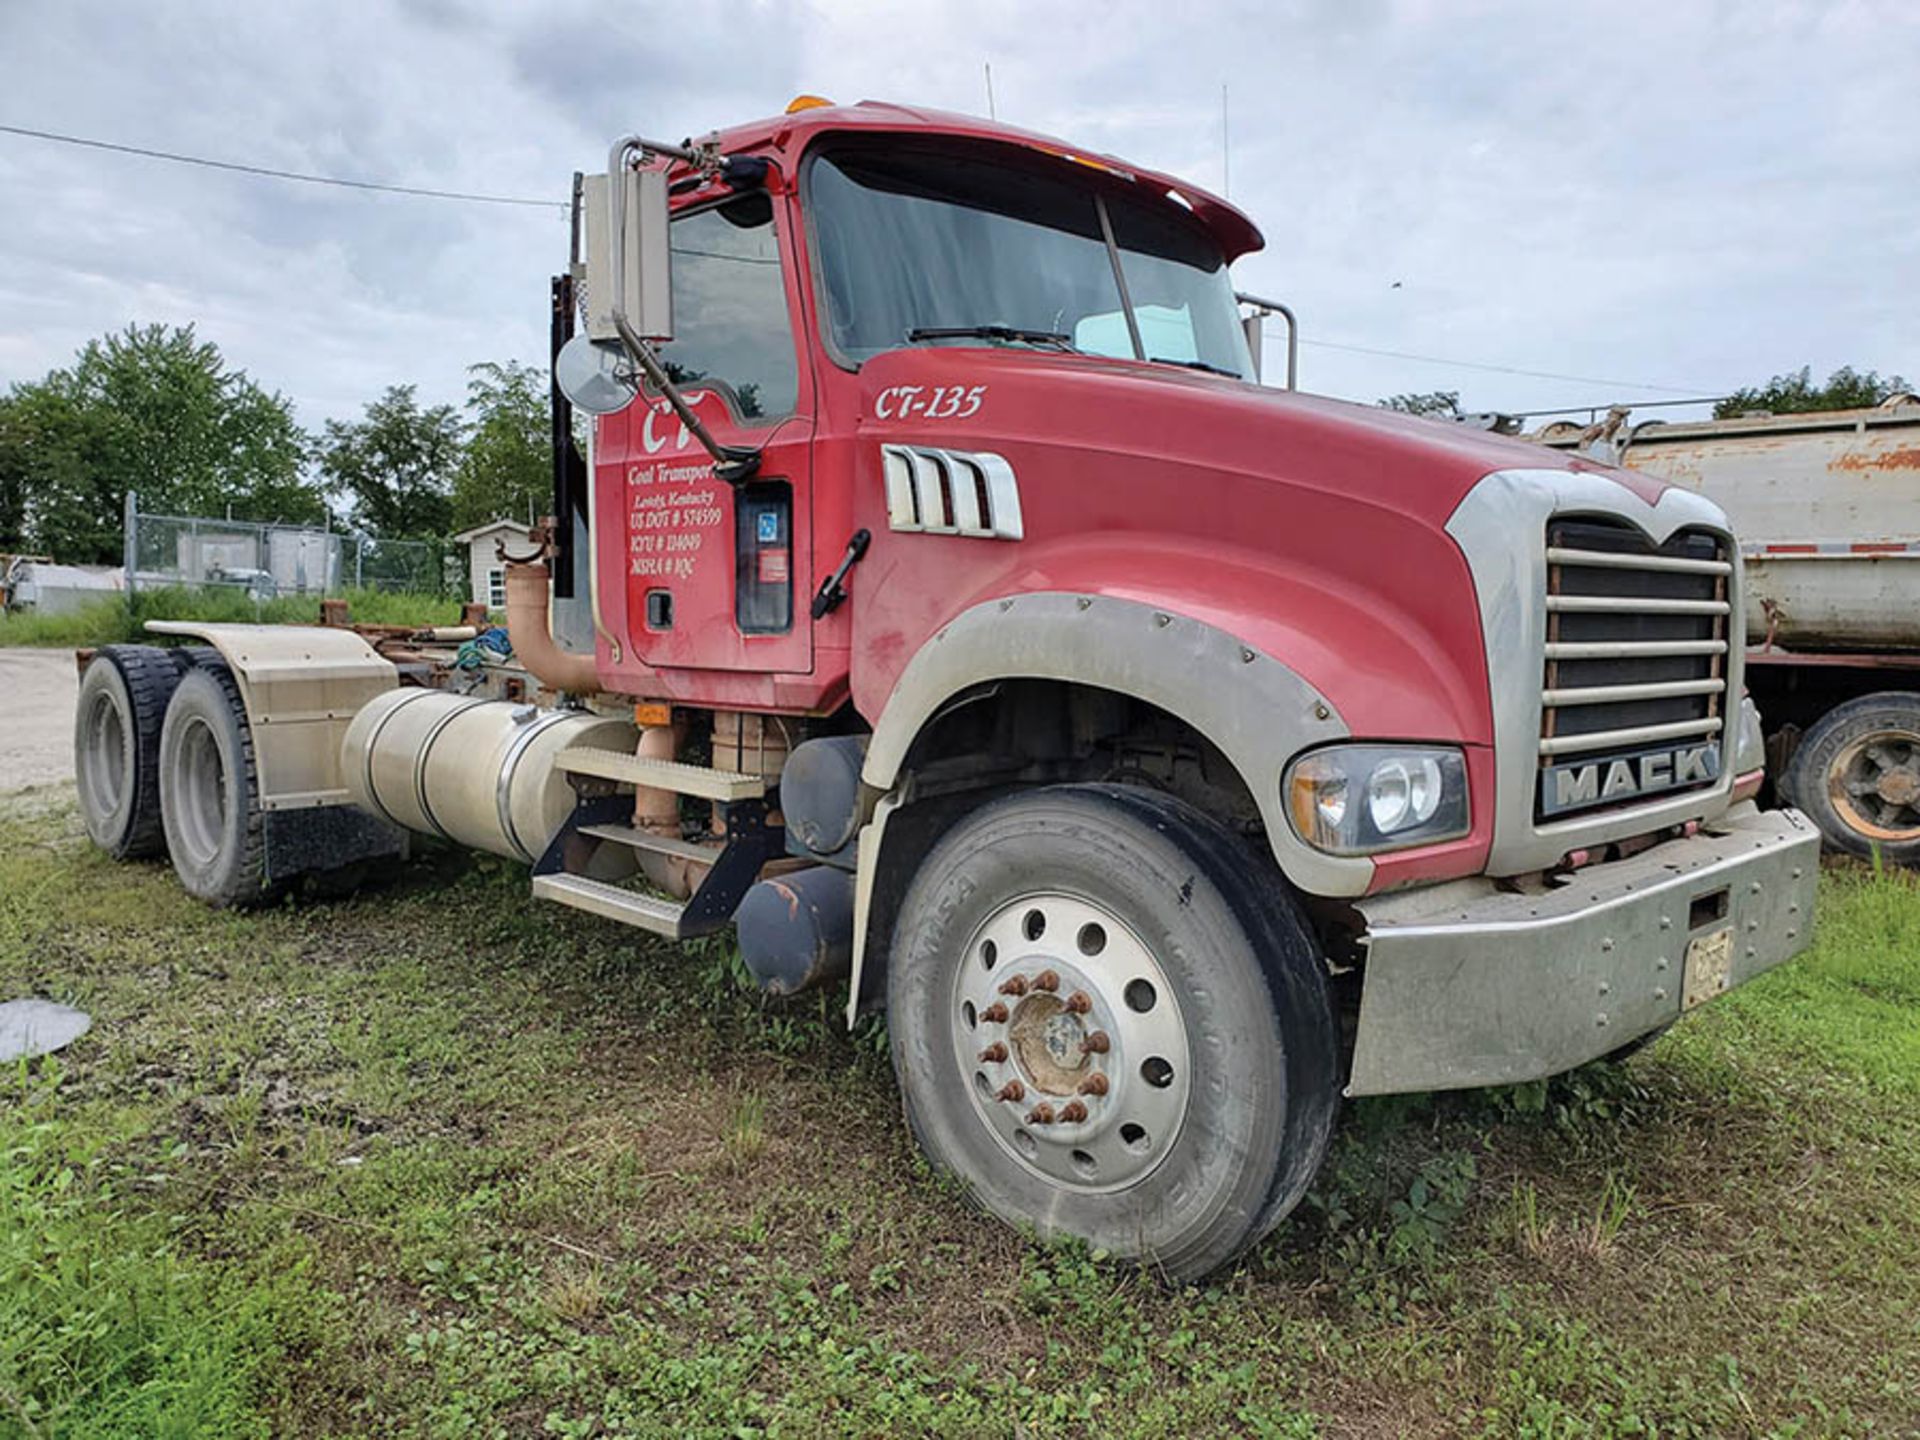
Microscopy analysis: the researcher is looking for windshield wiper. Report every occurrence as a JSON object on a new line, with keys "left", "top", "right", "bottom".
{"left": 906, "top": 325, "right": 1077, "bottom": 350}
{"left": 1149, "top": 356, "right": 1243, "bottom": 378}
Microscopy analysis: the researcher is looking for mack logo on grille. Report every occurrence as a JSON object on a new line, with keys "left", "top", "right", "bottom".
{"left": 1542, "top": 742, "right": 1721, "bottom": 817}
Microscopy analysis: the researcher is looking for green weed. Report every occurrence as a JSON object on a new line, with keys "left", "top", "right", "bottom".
{"left": 0, "top": 585, "right": 462, "bottom": 648}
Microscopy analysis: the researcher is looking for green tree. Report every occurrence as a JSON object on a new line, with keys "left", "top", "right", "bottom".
{"left": 1715, "top": 365, "right": 1912, "bottom": 419}
{"left": 1378, "top": 390, "right": 1462, "bottom": 419}
{"left": 2, "top": 324, "right": 316, "bottom": 562}
{"left": 319, "top": 386, "right": 464, "bottom": 540}
{"left": 451, "top": 361, "right": 549, "bottom": 533}
{"left": 0, "top": 394, "right": 34, "bottom": 551}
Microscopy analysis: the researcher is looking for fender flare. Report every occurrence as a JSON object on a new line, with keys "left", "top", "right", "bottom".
{"left": 145, "top": 621, "right": 397, "bottom": 811}
{"left": 846, "top": 591, "right": 1368, "bottom": 1023}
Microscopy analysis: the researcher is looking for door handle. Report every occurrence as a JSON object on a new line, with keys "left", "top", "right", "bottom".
{"left": 810, "top": 528, "right": 871, "bottom": 619}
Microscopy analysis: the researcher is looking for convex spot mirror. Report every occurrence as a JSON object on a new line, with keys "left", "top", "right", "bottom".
{"left": 555, "top": 335, "right": 638, "bottom": 416}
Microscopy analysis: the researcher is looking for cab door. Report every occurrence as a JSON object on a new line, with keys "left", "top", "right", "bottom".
{"left": 617, "top": 185, "right": 813, "bottom": 675}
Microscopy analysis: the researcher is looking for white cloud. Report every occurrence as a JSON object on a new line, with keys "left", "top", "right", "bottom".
{"left": 1, "top": 0, "right": 1915, "bottom": 429}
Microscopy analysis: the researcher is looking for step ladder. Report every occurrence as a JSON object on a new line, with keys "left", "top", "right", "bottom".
{"left": 528, "top": 748, "right": 784, "bottom": 940}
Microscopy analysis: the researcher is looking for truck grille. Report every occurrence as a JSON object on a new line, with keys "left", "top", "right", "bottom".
{"left": 1538, "top": 518, "right": 1731, "bottom": 819}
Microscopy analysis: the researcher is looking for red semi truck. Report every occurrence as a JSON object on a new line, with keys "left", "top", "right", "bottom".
{"left": 72, "top": 99, "right": 1818, "bottom": 1280}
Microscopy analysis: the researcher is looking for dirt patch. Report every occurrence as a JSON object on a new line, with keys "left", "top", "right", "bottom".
{"left": 0, "top": 648, "right": 79, "bottom": 792}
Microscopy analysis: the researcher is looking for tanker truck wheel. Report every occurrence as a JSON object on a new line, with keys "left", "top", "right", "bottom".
{"left": 157, "top": 661, "right": 282, "bottom": 908}
{"left": 887, "top": 784, "right": 1339, "bottom": 1282}
{"left": 1782, "top": 691, "right": 1920, "bottom": 865}
{"left": 73, "top": 644, "right": 189, "bottom": 859}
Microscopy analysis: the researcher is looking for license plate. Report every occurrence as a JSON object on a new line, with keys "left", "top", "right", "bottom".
{"left": 1682, "top": 927, "right": 1734, "bottom": 1009}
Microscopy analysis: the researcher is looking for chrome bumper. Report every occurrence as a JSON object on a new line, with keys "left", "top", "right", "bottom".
{"left": 1346, "top": 805, "right": 1819, "bottom": 1096}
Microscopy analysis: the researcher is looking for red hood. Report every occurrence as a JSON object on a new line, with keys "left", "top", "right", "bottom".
{"left": 857, "top": 346, "right": 1666, "bottom": 520}
{"left": 845, "top": 345, "right": 1671, "bottom": 764}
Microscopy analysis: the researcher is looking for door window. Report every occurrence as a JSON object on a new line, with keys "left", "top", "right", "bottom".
{"left": 648, "top": 192, "right": 800, "bottom": 425}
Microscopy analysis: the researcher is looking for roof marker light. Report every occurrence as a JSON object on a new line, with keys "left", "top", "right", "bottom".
{"left": 786, "top": 95, "right": 834, "bottom": 113}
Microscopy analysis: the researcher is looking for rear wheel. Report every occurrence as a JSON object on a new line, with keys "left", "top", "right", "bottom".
{"left": 888, "top": 784, "right": 1339, "bottom": 1282}
{"left": 73, "top": 644, "right": 186, "bottom": 859}
{"left": 158, "top": 662, "right": 281, "bottom": 908}
{"left": 1783, "top": 691, "right": 1920, "bottom": 863}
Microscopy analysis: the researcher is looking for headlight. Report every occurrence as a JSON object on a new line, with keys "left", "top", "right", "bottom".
{"left": 1734, "top": 694, "right": 1765, "bottom": 776}
{"left": 1285, "top": 745, "right": 1470, "bottom": 855}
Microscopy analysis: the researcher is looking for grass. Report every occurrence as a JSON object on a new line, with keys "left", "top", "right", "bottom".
{"left": 0, "top": 587, "right": 464, "bottom": 648}
{"left": 2, "top": 794, "right": 1917, "bottom": 1436}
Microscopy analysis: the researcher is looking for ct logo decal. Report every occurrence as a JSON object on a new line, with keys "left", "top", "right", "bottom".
{"left": 641, "top": 402, "right": 691, "bottom": 455}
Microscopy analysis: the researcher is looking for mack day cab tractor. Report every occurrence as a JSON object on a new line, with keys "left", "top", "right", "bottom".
{"left": 71, "top": 98, "right": 1819, "bottom": 1282}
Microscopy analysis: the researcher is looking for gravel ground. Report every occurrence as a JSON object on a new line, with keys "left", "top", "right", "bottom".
{"left": 0, "top": 648, "right": 79, "bottom": 793}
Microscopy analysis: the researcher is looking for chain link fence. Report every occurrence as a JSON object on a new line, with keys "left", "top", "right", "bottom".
{"left": 123, "top": 493, "right": 455, "bottom": 599}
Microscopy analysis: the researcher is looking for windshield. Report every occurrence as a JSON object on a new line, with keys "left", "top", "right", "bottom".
{"left": 808, "top": 144, "right": 1253, "bottom": 379}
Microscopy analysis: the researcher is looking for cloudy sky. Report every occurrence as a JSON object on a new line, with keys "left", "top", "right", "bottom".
{"left": 1, "top": 0, "right": 1915, "bottom": 432}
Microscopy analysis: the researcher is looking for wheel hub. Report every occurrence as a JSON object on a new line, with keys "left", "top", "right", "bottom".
{"left": 1877, "top": 768, "right": 1920, "bottom": 808}
{"left": 1009, "top": 994, "right": 1087, "bottom": 1093}
{"left": 1832, "top": 730, "right": 1920, "bottom": 840}
{"left": 951, "top": 892, "right": 1189, "bottom": 1192}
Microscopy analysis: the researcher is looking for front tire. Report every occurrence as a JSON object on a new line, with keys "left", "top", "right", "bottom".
{"left": 887, "top": 784, "right": 1338, "bottom": 1282}
{"left": 158, "top": 661, "right": 281, "bottom": 908}
{"left": 1782, "top": 691, "right": 1920, "bottom": 863}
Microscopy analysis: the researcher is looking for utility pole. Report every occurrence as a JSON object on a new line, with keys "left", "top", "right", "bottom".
{"left": 123, "top": 490, "right": 137, "bottom": 599}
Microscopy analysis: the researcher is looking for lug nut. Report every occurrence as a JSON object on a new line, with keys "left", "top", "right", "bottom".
{"left": 980, "top": 1002, "right": 1009, "bottom": 1024}
{"left": 994, "top": 1079, "right": 1026, "bottom": 1104}
{"left": 1080, "top": 1030, "right": 1111, "bottom": 1055}
{"left": 1033, "top": 969, "right": 1060, "bottom": 992}
{"left": 978, "top": 1042, "right": 1008, "bottom": 1063}
{"left": 997, "top": 975, "right": 1029, "bottom": 997}
{"left": 1064, "top": 990, "right": 1092, "bottom": 1015}
{"left": 1058, "top": 1100, "right": 1088, "bottom": 1124}
{"left": 1025, "top": 1103, "right": 1056, "bottom": 1125}
{"left": 1076, "top": 1073, "right": 1109, "bottom": 1097}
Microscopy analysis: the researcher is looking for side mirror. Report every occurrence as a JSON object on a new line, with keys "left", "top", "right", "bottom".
{"left": 1235, "top": 293, "right": 1297, "bottom": 391}
{"left": 583, "top": 165, "right": 673, "bottom": 343}
{"left": 554, "top": 334, "right": 638, "bottom": 416}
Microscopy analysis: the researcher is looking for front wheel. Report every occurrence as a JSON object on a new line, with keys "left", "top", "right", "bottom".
{"left": 887, "top": 784, "right": 1339, "bottom": 1282}
{"left": 1782, "top": 691, "right": 1920, "bottom": 863}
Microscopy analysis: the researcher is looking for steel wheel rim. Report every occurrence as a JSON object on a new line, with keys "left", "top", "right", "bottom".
{"left": 174, "top": 716, "right": 229, "bottom": 867}
{"left": 80, "top": 687, "right": 129, "bottom": 822}
{"left": 1830, "top": 728, "right": 1920, "bottom": 841}
{"left": 950, "top": 891, "right": 1189, "bottom": 1193}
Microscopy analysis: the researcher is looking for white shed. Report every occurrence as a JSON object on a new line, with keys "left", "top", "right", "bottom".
{"left": 451, "top": 520, "right": 527, "bottom": 611}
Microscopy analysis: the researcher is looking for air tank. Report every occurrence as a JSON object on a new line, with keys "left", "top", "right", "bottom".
{"left": 342, "top": 689, "right": 636, "bottom": 862}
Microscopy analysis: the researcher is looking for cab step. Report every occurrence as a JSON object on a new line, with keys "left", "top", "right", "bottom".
{"left": 530, "top": 791, "right": 785, "bottom": 941}
{"left": 553, "top": 746, "right": 766, "bottom": 801}
{"left": 531, "top": 873, "right": 688, "bottom": 938}
{"left": 577, "top": 822, "right": 720, "bottom": 867}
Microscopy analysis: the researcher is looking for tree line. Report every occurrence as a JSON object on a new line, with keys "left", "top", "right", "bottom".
{"left": 0, "top": 324, "right": 552, "bottom": 563}
{"left": 1377, "top": 365, "right": 1912, "bottom": 423}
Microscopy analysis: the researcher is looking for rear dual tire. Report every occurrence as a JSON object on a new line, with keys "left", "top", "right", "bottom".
{"left": 157, "top": 661, "right": 280, "bottom": 909}
{"left": 74, "top": 644, "right": 190, "bottom": 859}
{"left": 888, "top": 784, "right": 1338, "bottom": 1282}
